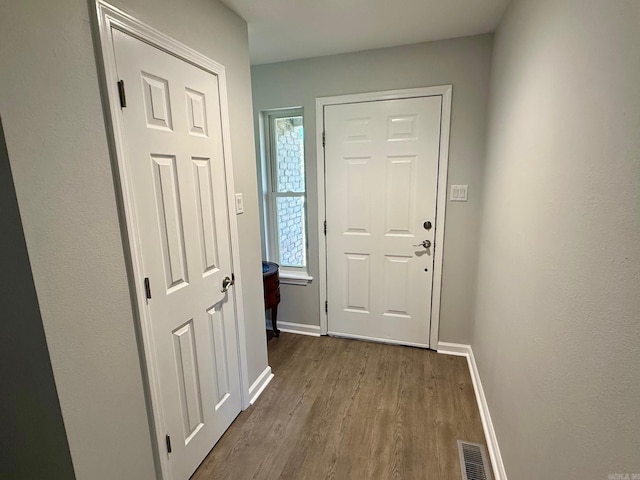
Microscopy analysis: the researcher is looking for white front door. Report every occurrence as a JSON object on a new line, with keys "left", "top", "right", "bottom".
{"left": 113, "top": 30, "right": 241, "bottom": 479}
{"left": 324, "top": 96, "right": 442, "bottom": 347}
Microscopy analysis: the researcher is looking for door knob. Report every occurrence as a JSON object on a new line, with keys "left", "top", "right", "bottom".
{"left": 221, "top": 276, "right": 234, "bottom": 293}
{"left": 413, "top": 239, "right": 431, "bottom": 249}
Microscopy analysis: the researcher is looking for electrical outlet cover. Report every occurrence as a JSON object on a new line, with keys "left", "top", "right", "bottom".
{"left": 235, "top": 193, "right": 244, "bottom": 214}
{"left": 450, "top": 185, "right": 468, "bottom": 202}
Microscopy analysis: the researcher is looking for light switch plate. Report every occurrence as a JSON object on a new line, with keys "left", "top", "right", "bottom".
{"left": 450, "top": 185, "right": 468, "bottom": 202}
{"left": 235, "top": 193, "right": 244, "bottom": 214}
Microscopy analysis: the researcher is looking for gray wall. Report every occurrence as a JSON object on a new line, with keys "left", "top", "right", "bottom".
{"left": 0, "top": 118, "right": 75, "bottom": 479}
{"left": 0, "top": 0, "right": 267, "bottom": 478}
{"left": 251, "top": 35, "right": 493, "bottom": 343}
{"left": 472, "top": 0, "right": 640, "bottom": 478}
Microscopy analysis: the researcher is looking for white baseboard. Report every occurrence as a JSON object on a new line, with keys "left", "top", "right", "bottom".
{"left": 267, "top": 320, "right": 321, "bottom": 337}
{"left": 437, "top": 342, "right": 507, "bottom": 480}
{"left": 436, "top": 341, "right": 471, "bottom": 357}
{"left": 248, "top": 366, "right": 274, "bottom": 406}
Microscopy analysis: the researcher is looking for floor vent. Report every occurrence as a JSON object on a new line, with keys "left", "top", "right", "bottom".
{"left": 458, "top": 440, "right": 492, "bottom": 480}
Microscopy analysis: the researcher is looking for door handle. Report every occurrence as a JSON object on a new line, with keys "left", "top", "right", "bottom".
{"left": 413, "top": 239, "right": 431, "bottom": 249}
{"left": 221, "top": 276, "right": 234, "bottom": 293}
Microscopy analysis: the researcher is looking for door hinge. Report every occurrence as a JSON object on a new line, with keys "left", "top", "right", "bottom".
{"left": 323, "top": 220, "right": 327, "bottom": 235}
{"left": 325, "top": 300, "right": 328, "bottom": 313}
{"left": 165, "top": 434, "right": 172, "bottom": 454}
{"left": 144, "top": 277, "right": 152, "bottom": 299}
{"left": 322, "top": 131, "right": 326, "bottom": 147}
{"left": 117, "top": 80, "right": 126, "bottom": 108}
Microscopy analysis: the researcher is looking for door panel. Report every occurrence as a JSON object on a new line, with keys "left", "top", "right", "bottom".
{"left": 383, "top": 254, "right": 412, "bottom": 317}
{"left": 113, "top": 29, "right": 241, "bottom": 480}
{"left": 384, "top": 156, "right": 416, "bottom": 235}
{"left": 325, "top": 96, "right": 442, "bottom": 346}
{"left": 208, "top": 305, "right": 231, "bottom": 406}
{"left": 192, "top": 157, "right": 221, "bottom": 275}
{"left": 344, "top": 253, "right": 371, "bottom": 312}
{"left": 345, "top": 158, "right": 372, "bottom": 234}
{"left": 151, "top": 154, "right": 189, "bottom": 291}
{"left": 172, "top": 319, "right": 204, "bottom": 441}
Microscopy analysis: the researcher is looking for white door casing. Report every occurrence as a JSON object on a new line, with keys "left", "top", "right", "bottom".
{"left": 112, "top": 29, "right": 242, "bottom": 479}
{"left": 111, "top": 29, "right": 242, "bottom": 479}
{"left": 318, "top": 88, "right": 452, "bottom": 348}
{"left": 94, "top": 1, "right": 253, "bottom": 476}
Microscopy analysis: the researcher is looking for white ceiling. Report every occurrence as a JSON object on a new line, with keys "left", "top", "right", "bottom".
{"left": 221, "top": 0, "right": 510, "bottom": 65}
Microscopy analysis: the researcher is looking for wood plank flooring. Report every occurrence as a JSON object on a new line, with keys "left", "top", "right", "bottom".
{"left": 192, "top": 334, "right": 488, "bottom": 480}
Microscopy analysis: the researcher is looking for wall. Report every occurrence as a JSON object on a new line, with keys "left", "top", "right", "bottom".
{"left": 472, "top": 0, "right": 640, "bottom": 478}
{"left": 0, "top": 118, "right": 76, "bottom": 480}
{"left": 0, "top": 0, "right": 267, "bottom": 478}
{"left": 252, "top": 35, "right": 493, "bottom": 343}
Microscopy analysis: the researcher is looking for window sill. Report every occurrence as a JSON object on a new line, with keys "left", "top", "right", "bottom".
{"left": 279, "top": 271, "right": 313, "bottom": 286}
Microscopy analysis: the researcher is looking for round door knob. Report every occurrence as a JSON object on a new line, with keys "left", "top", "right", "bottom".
{"left": 413, "top": 239, "right": 432, "bottom": 249}
{"left": 221, "top": 276, "right": 234, "bottom": 292}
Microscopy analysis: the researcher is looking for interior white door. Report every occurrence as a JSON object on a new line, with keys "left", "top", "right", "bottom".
{"left": 324, "top": 96, "right": 442, "bottom": 347}
{"left": 113, "top": 30, "right": 241, "bottom": 479}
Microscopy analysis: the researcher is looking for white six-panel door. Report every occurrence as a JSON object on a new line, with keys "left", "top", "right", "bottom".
{"left": 325, "top": 96, "right": 442, "bottom": 347}
{"left": 113, "top": 29, "right": 241, "bottom": 479}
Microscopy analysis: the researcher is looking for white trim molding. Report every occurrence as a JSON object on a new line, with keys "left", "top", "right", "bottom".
{"left": 248, "top": 366, "right": 274, "bottom": 405}
{"left": 259, "top": 108, "right": 312, "bottom": 279}
{"left": 267, "top": 321, "right": 321, "bottom": 337}
{"left": 316, "top": 86, "right": 452, "bottom": 348}
{"left": 437, "top": 342, "right": 508, "bottom": 480}
{"left": 279, "top": 271, "right": 314, "bottom": 286}
{"left": 435, "top": 341, "right": 471, "bottom": 357}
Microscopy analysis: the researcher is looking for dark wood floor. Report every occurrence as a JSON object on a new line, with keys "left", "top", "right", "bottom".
{"left": 192, "top": 333, "right": 488, "bottom": 480}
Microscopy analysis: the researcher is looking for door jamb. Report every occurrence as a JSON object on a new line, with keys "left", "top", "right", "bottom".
{"left": 315, "top": 86, "right": 452, "bottom": 349}
{"left": 92, "top": 3, "right": 251, "bottom": 478}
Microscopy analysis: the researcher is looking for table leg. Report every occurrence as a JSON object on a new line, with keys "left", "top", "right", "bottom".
{"left": 272, "top": 305, "right": 280, "bottom": 337}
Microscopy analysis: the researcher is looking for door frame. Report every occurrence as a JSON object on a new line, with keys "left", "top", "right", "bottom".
{"left": 316, "top": 86, "right": 452, "bottom": 348}
{"left": 92, "top": 2, "right": 251, "bottom": 478}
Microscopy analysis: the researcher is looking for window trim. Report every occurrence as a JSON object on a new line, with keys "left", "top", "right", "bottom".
{"left": 261, "top": 108, "right": 312, "bottom": 284}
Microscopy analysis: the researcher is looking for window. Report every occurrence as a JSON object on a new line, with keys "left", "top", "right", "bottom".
{"left": 261, "top": 108, "right": 311, "bottom": 284}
